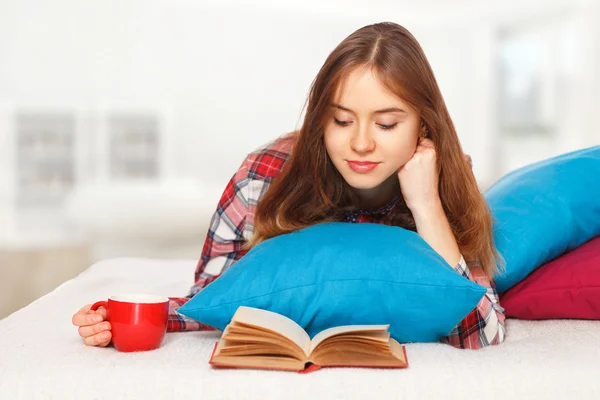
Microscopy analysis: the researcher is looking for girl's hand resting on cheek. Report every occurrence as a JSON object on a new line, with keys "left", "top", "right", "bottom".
{"left": 397, "top": 138, "right": 441, "bottom": 214}
{"left": 72, "top": 304, "right": 112, "bottom": 347}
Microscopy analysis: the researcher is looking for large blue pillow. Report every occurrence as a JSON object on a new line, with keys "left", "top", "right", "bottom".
{"left": 178, "top": 222, "right": 486, "bottom": 343}
{"left": 486, "top": 145, "right": 600, "bottom": 293}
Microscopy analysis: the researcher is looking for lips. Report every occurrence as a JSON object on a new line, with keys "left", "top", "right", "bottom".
{"left": 347, "top": 160, "right": 380, "bottom": 173}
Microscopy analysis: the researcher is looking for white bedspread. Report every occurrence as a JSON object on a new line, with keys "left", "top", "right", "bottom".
{"left": 1, "top": 258, "right": 599, "bottom": 399}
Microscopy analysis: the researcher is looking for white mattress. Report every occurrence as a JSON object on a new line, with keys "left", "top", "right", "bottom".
{"left": 1, "top": 257, "right": 599, "bottom": 400}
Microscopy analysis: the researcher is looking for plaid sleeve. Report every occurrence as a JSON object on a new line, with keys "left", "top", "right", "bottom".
{"left": 166, "top": 158, "right": 254, "bottom": 332}
{"left": 441, "top": 256, "right": 507, "bottom": 349}
{"left": 165, "top": 134, "right": 294, "bottom": 333}
{"left": 167, "top": 297, "right": 218, "bottom": 332}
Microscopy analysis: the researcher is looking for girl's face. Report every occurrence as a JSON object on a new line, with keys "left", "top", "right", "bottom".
{"left": 324, "top": 67, "right": 422, "bottom": 205}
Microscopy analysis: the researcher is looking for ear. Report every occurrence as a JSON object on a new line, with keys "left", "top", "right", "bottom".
{"left": 419, "top": 123, "right": 429, "bottom": 138}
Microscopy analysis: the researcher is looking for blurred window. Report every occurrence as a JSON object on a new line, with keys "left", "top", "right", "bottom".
{"left": 494, "top": 18, "right": 576, "bottom": 174}
{"left": 15, "top": 112, "right": 75, "bottom": 209}
{"left": 108, "top": 114, "right": 160, "bottom": 180}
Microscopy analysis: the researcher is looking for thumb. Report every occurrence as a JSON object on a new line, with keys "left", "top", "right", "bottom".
{"left": 87, "top": 307, "right": 108, "bottom": 320}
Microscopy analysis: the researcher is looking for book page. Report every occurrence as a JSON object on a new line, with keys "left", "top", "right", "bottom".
{"left": 309, "top": 324, "right": 389, "bottom": 354}
{"left": 211, "top": 353, "right": 306, "bottom": 371}
{"left": 232, "top": 306, "right": 311, "bottom": 355}
{"left": 310, "top": 337, "right": 407, "bottom": 368}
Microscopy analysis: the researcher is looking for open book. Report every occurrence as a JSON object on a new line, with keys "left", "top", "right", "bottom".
{"left": 209, "top": 306, "right": 408, "bottom": 372}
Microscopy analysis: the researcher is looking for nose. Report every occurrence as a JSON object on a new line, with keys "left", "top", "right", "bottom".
{"left": 350, "top": 125, "right": 375, "bottom": 154}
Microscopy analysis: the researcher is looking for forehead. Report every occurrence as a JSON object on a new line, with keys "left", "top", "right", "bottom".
{"left": 333, "top": 67, "right": 412, "bottom": 112}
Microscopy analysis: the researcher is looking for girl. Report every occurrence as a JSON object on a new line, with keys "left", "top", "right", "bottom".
{"left": 73, "top": 22, "right": 506, "bottom": 350}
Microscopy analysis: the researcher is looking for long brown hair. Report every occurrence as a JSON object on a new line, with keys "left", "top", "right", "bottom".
{"left": 249, "top": 22, "right": 502, "bottom": 278}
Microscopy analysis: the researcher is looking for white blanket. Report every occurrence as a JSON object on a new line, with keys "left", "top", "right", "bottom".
{"left": 1, "top": 257, "right": 599, "bottom": 399}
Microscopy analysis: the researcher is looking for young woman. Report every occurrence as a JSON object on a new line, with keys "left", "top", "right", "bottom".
{"left": 73, "top": 22, "right": 506, "bottom": 350}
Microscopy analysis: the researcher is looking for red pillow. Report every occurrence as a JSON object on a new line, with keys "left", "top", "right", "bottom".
{"left": 501, "top": 236, "right": 600, "bottom": 320}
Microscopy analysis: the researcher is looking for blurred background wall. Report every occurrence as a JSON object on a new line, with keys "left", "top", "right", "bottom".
{"left": 1, "top": 0, "right": 599, "bottom": 318}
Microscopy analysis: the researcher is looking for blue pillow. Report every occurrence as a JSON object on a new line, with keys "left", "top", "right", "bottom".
{"left": 178, "top": 222, "right": 486, "bottom": 343}
{"left": 486, "top": 145, "right": 600, "bottom": 293}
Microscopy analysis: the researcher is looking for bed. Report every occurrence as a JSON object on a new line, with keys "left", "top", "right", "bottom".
{"left": 1, "top": 257, "right": 599, "bottom": 399}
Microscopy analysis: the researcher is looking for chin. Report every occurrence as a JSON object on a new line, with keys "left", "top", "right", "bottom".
{"left": 340, "top": 168, "right": 399, "bottom": 193}
{"left": 342, "top": 176, "right": 387, "bottom": 191}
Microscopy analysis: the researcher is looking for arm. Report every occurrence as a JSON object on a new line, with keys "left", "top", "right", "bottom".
{"left": 413, "top": 201, "right": 506, "bottom": 349}
{"left": 398, "top": 137, "right": 463, "bottom": 267}
{"left": 168, "top": 134, "right": 295, "bottom": 332}
{"left": 412, "top": 200, "right": 461, "bottom": 267}
{"left": 400, "top": 140, "right": 505, "bottom": 348}
{"left": 167, "top": 158, "right": 253, "bottom": 332}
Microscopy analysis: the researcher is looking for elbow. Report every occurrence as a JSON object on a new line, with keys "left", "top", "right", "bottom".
{"left": 465, "top": 320, "right": 507, "bottom": 350}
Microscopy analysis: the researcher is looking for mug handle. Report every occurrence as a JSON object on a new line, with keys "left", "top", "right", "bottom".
{"left": 90, "top": 301, "right": 109, "bottom": 312}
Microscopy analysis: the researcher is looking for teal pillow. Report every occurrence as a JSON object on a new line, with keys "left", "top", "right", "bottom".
{"left": 178, "top": 222, "right": 486, "bottom": 343}
{"left": 486, "top": 145, "right": 600, "bottom": 293}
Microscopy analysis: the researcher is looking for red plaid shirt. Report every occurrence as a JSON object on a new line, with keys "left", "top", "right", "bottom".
{"left": 167, "top": 133, "right": 506, "bottom": 349}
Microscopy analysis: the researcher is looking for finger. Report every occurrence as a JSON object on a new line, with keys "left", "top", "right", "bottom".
{"left": 418, "top": 138, "right": 435, "bottom": 149}
{"left": 84, "top": 331, "right": 112, "bottom": 347}
{"left": 416, "top": 144, "right": 436, "bottom": 156}
{"left": 73, "top": 307, "right": 106, "bottom": 327}
{"left": 80, "top": 304, "right": 92, "bottom": 313}
{"left": 72, "top": 307, "right": 92, "bottom": 326}
{"left": 72, "top": 304, "right": 92, "bottom": 326}
{"left": 78, "top": 321, "right": 111, "bottom": 338}
{"left": 87, "top": 307, "right": 108, "bottom": 320}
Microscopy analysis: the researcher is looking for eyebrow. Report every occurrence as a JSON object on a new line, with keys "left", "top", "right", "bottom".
{"left": 332, "top": 103, "right": 407, "bottom": 115}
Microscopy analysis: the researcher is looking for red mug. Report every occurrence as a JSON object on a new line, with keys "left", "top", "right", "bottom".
{"left": 91, "top": 294, "right": 169, "bottom": 352}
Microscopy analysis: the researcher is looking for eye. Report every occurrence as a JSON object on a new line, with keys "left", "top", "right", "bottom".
{"left": 333, "top": 118, "right": 352, "bottom": 127}
{"left": 377, "top": 123, "right": 398, "bottom": 130}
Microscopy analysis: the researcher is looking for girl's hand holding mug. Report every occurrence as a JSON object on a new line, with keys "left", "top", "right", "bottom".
{"left": 72, "top": 304, "right": 112, "bottom": 347}
{"left": 72, "top": 294, "right": 169, "bottom": 352}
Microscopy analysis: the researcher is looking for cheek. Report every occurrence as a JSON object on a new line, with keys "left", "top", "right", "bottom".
{"left": 324, "top": 128, "right": 343, "bottom": 155}
{"left": 378, "top": 130, "right": 418, "bottom": 166}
